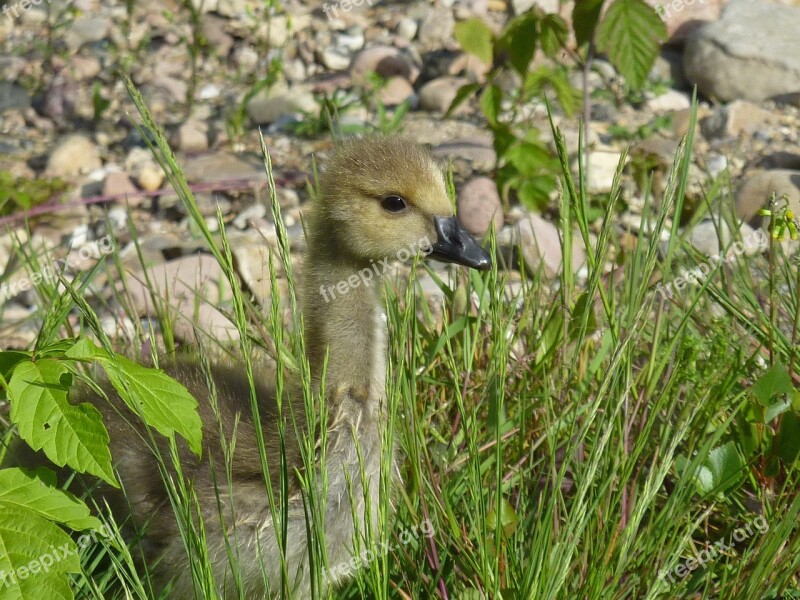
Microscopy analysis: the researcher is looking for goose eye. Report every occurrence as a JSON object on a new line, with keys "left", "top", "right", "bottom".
{"left": 380, "top": 195, "right": 407, "bottom": 213}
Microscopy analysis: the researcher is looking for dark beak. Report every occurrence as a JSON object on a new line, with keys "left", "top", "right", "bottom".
{"left": 429, "top": 216, "right": 492, "bottom": 271}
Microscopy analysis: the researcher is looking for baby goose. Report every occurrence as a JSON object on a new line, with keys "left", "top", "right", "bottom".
{"left": 8, "top": 136, "right": 491, "bottom": 598}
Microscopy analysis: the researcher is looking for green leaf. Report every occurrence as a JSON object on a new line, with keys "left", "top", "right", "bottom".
{"left": 66, "top": 339, "right": 203, "bottom": 455}
{"left": 775, "top": 412, "right": 800, "bottom": 464}
{"left": 104, "top": 357, "right": 203, "bottom": 456}
{"left": 504, "top": 141, "right": 554, "bottom": 176}
{"left": 595, "top": 0, "right": 666, "bottom": 89}
{"left": 0, "top": 506, "right": 79, "bottom": 600}
{"left": 524, "top": 66, "right": 581, "bottom": 117}
{"left": 487, "top": 497, "right": 519, "bottom": 537}
{"left": 0, "top": 352, "right": 30, "bottom": 382}
{"left": 480, "top": 84, "right": 503, "bottom": 126}
{"left": 702, "top": 442, "right": 744, "bottom": 495}
{"left": 454, "top": 17, "right": 494, "bottom": 65}
{"left": 445, "top": 83, "right": 481, "bottom": 118}
{"left": 7, "top": 360, "right": 117, "bottom": 486}
{"left": 0, "top": 468, "right": 102, "bottom": 531}
{"left": 572, "top": 0, "right": 605, "bottom": 47}
{"left": 750, "top": 363, "right": 795, "bottom": 406}
{"left": 538, "top": 14, "right": 568, "bottom": 58}
{"left": 497, "top": 13, "right": 538, "bottom": 76}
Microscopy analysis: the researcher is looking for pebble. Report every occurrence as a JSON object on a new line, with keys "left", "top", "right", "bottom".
{"left": 177, "top": 118, "right": 210, "bottom": 153}
{"left": 46, "top": 135, "right": 102, "bottom": 178}
{"left": 233, "top": 203, "right": 267, "bottom": 229}
{"left": 457, "top": 177, "right": 504, "bottom": 237}
{"left": 418, "top": 7, "right": 455, "bottom": 48}
{"left": 320, "top": 46, "right": 352, "bottom": 71}
{"left": 701, "top": 100, "right": 773, "bottom": 140}
{"left": 396, "top": 17, "right": 418, "bottom": 41}
{"left": 0, "top": 82, "right": 31, "bottom": 113}
{"left": 379, "top": 76, "right": 416, "bottom": 106}
{"left": 419, "top": 76, "right": 468, "bottom": 114}
{"left": 246, "top": 84, "right": 318, "bottom": 124}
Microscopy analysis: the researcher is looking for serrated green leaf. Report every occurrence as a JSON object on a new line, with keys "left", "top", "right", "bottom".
{"left": 538, "top": 14, "right": 568, "bottom": 58}
{"left": 596, "top": 0, "right": 666, "bottom": 89}
{"left": 702, "top": 442, "right": 744, "bottom": 494}
{"left": 572, "top": 0, "right": 605, "bottom": 46}
{"left": 0, "top": 506, "right": 79, "bottom": 600}
{"left": 66, "top": 338, "right": 203, "bottom": 456}
{"left": 103, "top": 356, "right": 203, "bottom": 456}
{"left": 454, "top": 18, "right": 494, "bottom": 65}
{"left": 497, "top": 13, "right": 538, "bottom": 76}
{"left": 0, "top": 468, "right": 102, "bottom": 531}
{"left": 7, "top": 360, "right": 116, "bottom": 486}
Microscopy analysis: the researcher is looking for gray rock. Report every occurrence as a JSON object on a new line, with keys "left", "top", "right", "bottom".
{"left": 418, "top": 7, "right": 455, "bottom": 48}
{"left": 183, "top": 152, "right": 267, "bottom": 183}
{"left": 419, "top": 76, "right": 468, "bottom": 113}
{"left": 177, "top": 119, "right": 209, "bottom": 153}
{"left": 577, "top": 151, "right": 625, "bottom": 194}
{"left": 706, "top": 154, "right": 729, "bottom": 179}
{"left": 335, "top": 29, "right": 365, "bottom": 53}
{"left": 701, "top": 101, "right": 772, "bottom": 140}
{"left": 125, "top": 147, "right": 163, "bottom": 192}
{"left": 200, "top": 14, "right": 234, "bottom": 57}
{"left": 396, "top": 17, "right": 418, "bottom": 41}
{"left": 684, "top": 0, "right": 800, "bottom": 102}
{"left": 103, "top": 172, "right": 141, "bottom": 205}
{"left": 513, "top": 213, "right": 586, "bottom": 278}
{"left": 320, "top": 47, "right": 352, "bottom": 71}
{"left": 432, "top": 136, "right": 496, "bottom": 171}
{"left": 689, "top": 220, "right": 766, "bottom": 258}
{"left": 65, "top": 16, "right": 111, "bottom": 51}
{"left": 0, "top": 82, "right": 30, "bottom": 113}
{"left": 233, "top": 203, "right": 267, "bottom": 229}
{"left": 457, "top": 177, "right": 504, "bottom": 237}
{"left": 646, "top": 89, "right": 691, "bottom": 113}
{"left": 378, "top": 76, "right": 416, "bottom": 106}
{"left": 246, "top": 85, "right": 317, "bottom": 124}
{"left": 124, "top": 255, "right": 238, "bottom": 343}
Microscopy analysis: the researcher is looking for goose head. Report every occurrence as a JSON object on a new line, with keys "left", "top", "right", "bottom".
{"left": 315, "top": 136, "right": 492, "bottom": 271}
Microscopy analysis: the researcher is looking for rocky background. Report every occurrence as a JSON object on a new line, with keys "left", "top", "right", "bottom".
{"left": 0, "top": 0, "right": 799, "bottom": 348}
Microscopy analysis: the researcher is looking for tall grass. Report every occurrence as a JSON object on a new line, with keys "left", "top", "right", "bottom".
{"left": 1, "top": 84, "right": 799, "bottom": 599}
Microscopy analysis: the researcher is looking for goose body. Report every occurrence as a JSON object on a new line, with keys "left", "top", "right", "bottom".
{"left": 6, "top": 136, "right": 491, "bottom": 598}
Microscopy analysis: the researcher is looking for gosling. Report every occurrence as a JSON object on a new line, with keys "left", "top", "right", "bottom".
{"left": 8, "top": 136, "right": 491, "bottom": 598}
